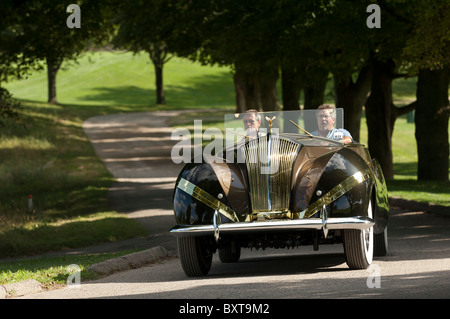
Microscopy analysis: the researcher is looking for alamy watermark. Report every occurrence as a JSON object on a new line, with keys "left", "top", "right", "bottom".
{"left": 366, "top": 264, "right": 381, "bottom": 288}
{"left": 366, "top": 4, "right": 381, "bottom": 29}
{"left": 66, "top": 4, "right": 81, "bottom": 29}
{"left": 66, "top": 264, "right": 81, "bottom": 288}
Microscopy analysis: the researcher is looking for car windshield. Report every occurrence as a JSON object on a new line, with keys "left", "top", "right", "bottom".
{"left": 223, "top": 109, "right": 344, "bottom": 147}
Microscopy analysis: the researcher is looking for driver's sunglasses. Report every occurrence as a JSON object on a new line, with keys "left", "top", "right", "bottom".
{"left": 244, "top": 120, "right": 255, "bottom": 124}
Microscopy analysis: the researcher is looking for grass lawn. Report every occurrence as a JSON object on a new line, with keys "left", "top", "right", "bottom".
{"left": 0, "top": 249, "right": 140, "bottom": 291}
{"left": 360, "top": 114, "right": 450, "bottom": 206}
{"left": 7, "top": 51, "right": 235, "bottom": 110}
{"left": 1, "top": 50, "right": 448, "bottom": 286}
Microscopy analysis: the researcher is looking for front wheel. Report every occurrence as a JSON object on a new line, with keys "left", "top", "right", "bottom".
{"left": 177, "top": 236, "right": 213, "bottom": 277}
{"left": 343, "top": 200, "right": 374, "bottom": 269}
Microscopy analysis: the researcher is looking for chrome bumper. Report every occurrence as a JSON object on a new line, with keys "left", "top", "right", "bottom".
{"left": 170, "top": 216, "right": 374, "bottom": 238}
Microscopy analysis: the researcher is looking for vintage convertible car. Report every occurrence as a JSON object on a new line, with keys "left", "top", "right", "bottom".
{"left": 170, "top": 109, "right": 389, "bottom": 277}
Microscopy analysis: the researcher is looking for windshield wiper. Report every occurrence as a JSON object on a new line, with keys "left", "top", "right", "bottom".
{"left": 289, "top": 120, "right": 313, "bottom": 137}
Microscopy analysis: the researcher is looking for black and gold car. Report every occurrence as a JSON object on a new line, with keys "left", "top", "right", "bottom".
{"left": 170, "top": 109, "right": 389, "bottom": 277}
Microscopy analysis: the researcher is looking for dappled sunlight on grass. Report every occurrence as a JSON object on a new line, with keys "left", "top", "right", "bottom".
{"left": 0, "top": 136, "right": 54, "bottom": 150}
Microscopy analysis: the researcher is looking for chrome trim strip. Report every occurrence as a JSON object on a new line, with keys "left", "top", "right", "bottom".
{"left": 170, "top": 216, "right": 375, "bottom": 237}
{"left": 177, "top": 178, "right": 240, "bottom": 222}
{"left": 301, "top": 168, "right": 372, "bottom": 218}
{"left": 267, "top": 134, "right": 272, "bottom": 211}
{"left": 322, "top": 204, "right": 328, "bottom": 238}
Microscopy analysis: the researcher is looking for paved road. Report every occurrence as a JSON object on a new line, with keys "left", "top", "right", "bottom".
{"left": 19, "top": 111, "right": 450, "bottom": 299}
{"left": 82, "top": 111, "right": 182, "bottom": 254}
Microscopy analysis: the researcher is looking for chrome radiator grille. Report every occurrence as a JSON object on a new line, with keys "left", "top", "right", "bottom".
{"left": 243, "top": 135, "right": 299, "bottom": 213}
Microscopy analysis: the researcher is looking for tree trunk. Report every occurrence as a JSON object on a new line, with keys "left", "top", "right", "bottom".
{"left": 334, "top": 63, "right": 372, "bottom": 142}
{"left": 233, "top": 65, "right": 262, "bottom": 112}
{"left": 245, "top": 73, "right": 261, "bottom": 111}
{"left": 154, "top": 62, "right": 165, "bottom": 105}
{"left": 415, "top": 68, "right": 450, "bottom": 181}
{"left": 304, "top": 71, "right": 328, "bottom": 110}
{"left": 46, "top": 57, "right": 62, "bottom": 105}
{"left": 149, "top": 45, "right": 170, "bottom": 105}
{"left": 233, "top": 72, "right": 247, "bottom": 113}
{"left": 259, "top": 66, "right": 280, "bottom": 112}
{"left": 233, "top": 64, "right": 281, "bottom": 113}
{"left": 281, "top": 68, "right": 302, "bottom": 111}
{"left": 150, "top": 50, "right": 165, "bottom": 105}
{"left": 365, "top": 59, "right": 396, "bottom": 180}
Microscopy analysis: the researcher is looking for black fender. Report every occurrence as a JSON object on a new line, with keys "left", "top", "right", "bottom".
{"left": 173, "top": 162, "right": 222, "bottom": 225}
{"left": 173, "top": 157, "right": 250, "bottom": 225}
{"left": 291, "top": 147, "right": 374, "bottom": 220}
{"left": 370, "top": 158, "right": 390, "bottom": 233}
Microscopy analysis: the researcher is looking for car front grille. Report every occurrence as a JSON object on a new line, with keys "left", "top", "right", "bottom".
{"left": 243, "top": 135, "right": 299, "bottom": 213}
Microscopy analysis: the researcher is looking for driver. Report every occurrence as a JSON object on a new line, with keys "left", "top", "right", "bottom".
{"left": 311, "top": 104, "right": 353, "bottom": 144}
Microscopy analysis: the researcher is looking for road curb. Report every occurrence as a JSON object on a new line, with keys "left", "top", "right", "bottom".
{"left": 88, "top": 246, "right": 171, "bottom": 275}
{"left": 0, "top": 285, "right": 6, "bottom": 299}
{"left": 1, "top": 279, "right": 43, "bottom": 299}
{"left": 1, "top": 246, "right": 174, "bottom": 299}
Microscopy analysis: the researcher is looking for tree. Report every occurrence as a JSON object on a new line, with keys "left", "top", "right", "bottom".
{"left": 364, "top": 58, "right": 409, "bottom": 180}
{"left": 317, "top": 0, "right": 375, "bottom": 142}
{"left": 278, "top": 1, "right": 331, "bottom": 113}
{"left": 365, "top": 0, "right": 450, "bottom": 181}
{"left": 218, "top": 1, "right": 283, "bottom": 112}
{"left": 177, "top": 0, "right": 290, "bottom": 112}
{"left": 0, "top": 1, "right": 42, "bottom": 125}
{"left": 114, "top": 0, "right": 183, "bottom": 105}
{"left": 279, "top": 1, "right": 375, "bottom": 140}
{"left": 401, "top": 0, "right": 450, "bottom": 181}
{"left": 362, "top": 1, "right": 417, "bottom": 179}
{"left": 0, "top": 1, "right": 42, "bottom": 88}
{"left": 20, "top": 0, "right": 113, "bottom": 104}
{"left": 415, "top": 68, "right": 449, "bottom": 181}
{"left": 0, "top": 88, "right": 22, "bottom": 126}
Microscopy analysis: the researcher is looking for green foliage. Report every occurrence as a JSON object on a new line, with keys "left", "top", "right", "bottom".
{"left": 0, "top": 88, "right": 22, "bottom": 126}
{"left": 400, "top": 0, "right": 450, "bottom": 73}
{"left": 19, "top": 1, "right": 113, "bottom": 61}
{"left": 114, "top": 0, "right": 176, "bottom": 52}
{"left": 0, "top": 2, "right": 41, "bottom": 84}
